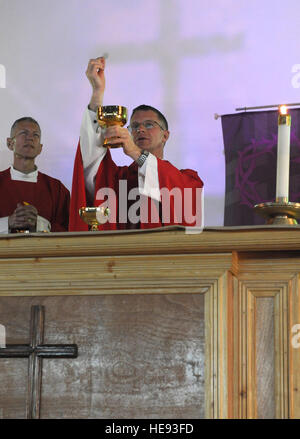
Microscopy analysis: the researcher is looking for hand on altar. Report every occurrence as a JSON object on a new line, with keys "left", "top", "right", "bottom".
{"left": 86, "top": 57, "right": 106, "bottom": 111}
{"left": 104, "top": 126, "right": 142, "bottom": 161}
{"left": 8, "top": 202, "right": 38, "bottom": 232}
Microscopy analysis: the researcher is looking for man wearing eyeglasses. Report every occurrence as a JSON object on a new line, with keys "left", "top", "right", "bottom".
{"left": 69, "top": 57, "right": 203, "bottom": 231}
{"left": 0, "top": 117, "right": 70, "bottom": 233}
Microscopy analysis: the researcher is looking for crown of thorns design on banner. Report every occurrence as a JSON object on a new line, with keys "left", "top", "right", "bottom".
{"left": 235, "top": 129, "right": 300, "bottom": 207}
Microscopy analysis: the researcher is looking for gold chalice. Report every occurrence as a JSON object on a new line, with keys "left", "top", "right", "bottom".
{"left": 97, "top": 105, "right": 128, "bottom": 148}
{"left": 79, "top": 206, "right": 110, "bottom": 231}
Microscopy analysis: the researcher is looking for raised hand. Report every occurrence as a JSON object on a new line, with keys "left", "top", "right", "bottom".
{"left": 86, "top": 57, "right": 106, "bottom": 111}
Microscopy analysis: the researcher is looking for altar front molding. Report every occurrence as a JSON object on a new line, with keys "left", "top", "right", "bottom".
{"left": 0, "top": 226, "right": 299, "bottom": 419}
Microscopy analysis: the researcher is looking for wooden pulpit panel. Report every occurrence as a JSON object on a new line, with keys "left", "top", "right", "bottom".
{"left": 0, "top": 358, "right": 27, "bottom": 418}
{"left": 1, "top": 229, "right": 299, "bottom": 419}
{"left": 0, "top": 293, "right": 206, "bottom": 419}
{"left": 255, "top": 297, "right": 275, "bottom": 418}
{"left": 238, "top": 283, "right": 290, "bottom": 419}
{"left": 0, "top": 300, "right": 29, "bottom": 419}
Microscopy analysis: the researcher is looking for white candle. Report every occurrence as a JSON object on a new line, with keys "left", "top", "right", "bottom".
{"left": 276, "top": 105, "right": 291, "bottom": 202}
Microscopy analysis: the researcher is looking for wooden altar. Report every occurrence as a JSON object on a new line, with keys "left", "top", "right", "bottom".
{"left": 0, "top": 226, "right": 299, "bottom": 419}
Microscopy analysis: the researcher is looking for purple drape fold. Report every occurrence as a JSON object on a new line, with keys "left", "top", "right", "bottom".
{"left": 221, "top": 109, "right": 300, "bottom": 225}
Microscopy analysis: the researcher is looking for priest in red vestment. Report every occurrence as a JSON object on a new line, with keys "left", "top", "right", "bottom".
{"left": 0, "top": 117, "right": 70, "bottom": 233}
{"left": 69, "top": 57, "right": 203, "bottom": 231}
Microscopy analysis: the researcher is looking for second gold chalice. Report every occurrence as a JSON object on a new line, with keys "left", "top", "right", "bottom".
{"left": 97, "top": 105, "right": 128, "bottom": 148}
{"left": 79, "top": 206, "right": 110, "bottom": 231}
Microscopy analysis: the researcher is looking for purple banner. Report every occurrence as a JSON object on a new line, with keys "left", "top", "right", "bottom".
{"left": 222, "top": 108, "right": 300, "bottom": 225}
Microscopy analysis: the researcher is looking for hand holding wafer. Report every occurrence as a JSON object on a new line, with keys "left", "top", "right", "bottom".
{"left": 86, "top": 55, "right": 108, "bottom": 93}
{"left": 86, "top": 54, "right": 109, "bottom": 111}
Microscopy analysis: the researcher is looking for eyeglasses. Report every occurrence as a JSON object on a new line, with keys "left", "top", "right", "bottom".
{"left": 128, "top": 120, "right": 165, "bottom": 133}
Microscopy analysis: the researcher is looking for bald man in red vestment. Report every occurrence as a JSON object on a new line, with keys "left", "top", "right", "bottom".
{"left": 69, "top": 57, "right": 203, "bottom": 231}
{"left": 0, "top": 117, "right": 70, "bottom": 233}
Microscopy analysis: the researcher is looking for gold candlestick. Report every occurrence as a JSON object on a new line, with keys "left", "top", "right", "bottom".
{"left": 254, "top": 200, "right": 300, "bottom": 225}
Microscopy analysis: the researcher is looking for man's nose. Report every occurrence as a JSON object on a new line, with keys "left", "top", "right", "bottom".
{"left": 136, "top": 123, "right": 146, "bottom": 133}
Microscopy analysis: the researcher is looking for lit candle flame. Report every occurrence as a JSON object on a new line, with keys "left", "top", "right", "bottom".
{"left": 279, "top": 105, "right": 288, "bottom": 115}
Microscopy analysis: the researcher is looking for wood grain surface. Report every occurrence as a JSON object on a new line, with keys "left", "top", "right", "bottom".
{"left": 255, "top": 297, "right": 275, "bottom": 418}
{"left": 1, "top": 227, "right": 300, "bottom": 259}
{"left": 0, "top": 294, "right": 205, "bottom": 419}
{"left": 1, "top": 229, "right": 299, "bottom": 418}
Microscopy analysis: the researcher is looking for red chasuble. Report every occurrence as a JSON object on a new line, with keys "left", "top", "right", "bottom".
{"left": 0, "top": 168, "right": 70, "bottom": 231}
{"left": 69, "top": 144, "right": 203, "bottom": 231}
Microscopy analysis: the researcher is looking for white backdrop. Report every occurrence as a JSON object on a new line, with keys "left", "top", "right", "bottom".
{"left": 1, "top": 0, "right": 300, "bottom": 225}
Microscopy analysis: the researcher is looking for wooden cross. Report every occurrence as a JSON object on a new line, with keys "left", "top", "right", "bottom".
{"left": 0, "top": 305, "right": 78, "bottom": 419}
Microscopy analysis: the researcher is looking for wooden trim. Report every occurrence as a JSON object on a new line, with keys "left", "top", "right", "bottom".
{"left": 2, "top": 228, "right": 300, "bottom": 259}
{"left": 0, "top": 254, "right": 232, "bottom": 297}
{"left": 205, "top": 283, "right": 214, "bottom": 418}
{"left": 218, "top": 272, "right": 229, "bottom": 419}
{"left": 227, "top": 272, "right": 239, "bottom": 419}
{"left": 238, "top": 284, "right": 290, "bottom": 418}
{"left": 204, "top": 273, "right": 229, "bottom": 419}
{"left": 289, "top": 275, "right": 300, "bottom": 418}
{"left": 239, "top": 279, "right": 247, "bottom": 418}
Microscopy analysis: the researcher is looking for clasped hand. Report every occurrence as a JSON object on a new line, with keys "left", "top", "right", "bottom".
{"left": 8, "top": 203, "right": 38, "bottom": 231}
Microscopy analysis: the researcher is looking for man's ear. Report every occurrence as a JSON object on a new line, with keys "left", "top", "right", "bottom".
{"left": 163, "top": 130, "right": 170, "bottom": 145}
{"left": 7, "top": 137, "right": 15, "bottom": 151}
{"left": 37, "top": 143, "right": 43, "bottom": 156}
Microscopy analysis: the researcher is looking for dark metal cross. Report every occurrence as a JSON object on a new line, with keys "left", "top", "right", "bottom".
{"left": 0, "top": 305, "right": 78, "bottom": 419}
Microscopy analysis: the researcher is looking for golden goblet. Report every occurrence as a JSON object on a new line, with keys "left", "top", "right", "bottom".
{"left": 97, "top": 105, "right": 128, "bottom": 148}
{"left": 79, "top": 206, "right": 110, "bottom": 231}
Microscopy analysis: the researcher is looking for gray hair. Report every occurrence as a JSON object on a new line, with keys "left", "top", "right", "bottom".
{"left": 10, "top": 117, "right": 41, "bottom": 137}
